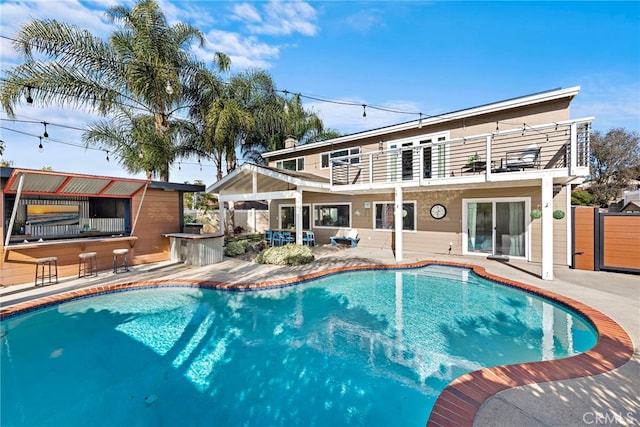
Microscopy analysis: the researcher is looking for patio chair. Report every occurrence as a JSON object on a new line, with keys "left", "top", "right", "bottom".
{"left": 303, "top": 231, "right": 316, "bottom": 247}
{"left": 264, "top": 230, "right": 274, "bottom": 246}
{"left": 280, "top": 231, "right": 294, "bottom": 245}
{"left": 272, "top": 230, "right": 283, "bottom": 246}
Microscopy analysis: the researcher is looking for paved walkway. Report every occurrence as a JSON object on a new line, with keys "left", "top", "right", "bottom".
{"left": 1, "top": 245, "right": 638, "bottom": 426}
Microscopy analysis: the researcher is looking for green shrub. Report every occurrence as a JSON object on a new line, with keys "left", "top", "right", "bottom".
{"left": 255, "top": 244, "right": 314, "bottom": 266}
{"left": 224, "top": 241, "right": 246, "bottom": 257}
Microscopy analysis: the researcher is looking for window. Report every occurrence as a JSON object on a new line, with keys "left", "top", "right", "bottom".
{"left": 374, "top": 202, "right": 416, "bottom": 231}
{"left": 321, "top": 148, "right": 360, "bottom": 169}
{"left": 313, "top": 204, "right": 351, "bottom": 227}
{"left": 276, "top": 157, "right": 304, "bottom": 171}
{"left": 279, "top": 204, "right": 311, "bottom": 229}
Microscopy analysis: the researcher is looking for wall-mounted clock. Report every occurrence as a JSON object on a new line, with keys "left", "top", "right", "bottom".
{"left": 430, "top": 203, "right": 447, "bottom": 219}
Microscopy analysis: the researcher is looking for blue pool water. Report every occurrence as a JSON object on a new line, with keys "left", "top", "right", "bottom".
{"left": 1, "top": 265, "right": 597, "bottom": 426}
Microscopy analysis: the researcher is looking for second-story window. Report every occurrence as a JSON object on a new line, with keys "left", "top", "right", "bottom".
{"left": 320, "top": 148, "right": 360, "bottom": 169}
{"left": 276, "top": 157, "right": 305, "bottom": 171}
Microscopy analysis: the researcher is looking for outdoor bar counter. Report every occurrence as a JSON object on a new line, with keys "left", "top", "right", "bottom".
{"left": 163, "top": 233, "right": 224, "bottom": 266}
{"left": 2, "top": 236, "right": 138, "bottom": 285}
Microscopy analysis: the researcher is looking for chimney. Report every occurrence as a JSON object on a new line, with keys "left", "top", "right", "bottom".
{"left": 284, "top": 136, "right": 297, "bottom": 149}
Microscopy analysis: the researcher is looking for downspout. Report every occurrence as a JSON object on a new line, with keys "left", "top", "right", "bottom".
{"left": 3, "top": 173, "right": 25, "bottom": 259}
{"left": 130, "top": 183, "right": 148, "bottom": 236}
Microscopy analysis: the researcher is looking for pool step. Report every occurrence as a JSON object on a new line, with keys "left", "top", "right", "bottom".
{"left": 409, "top": 265, "right": 472, "bottom": 282}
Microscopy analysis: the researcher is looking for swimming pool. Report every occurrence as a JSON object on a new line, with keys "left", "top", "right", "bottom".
{"left": 1, "top": 264, "right": 598, "bottom": 426}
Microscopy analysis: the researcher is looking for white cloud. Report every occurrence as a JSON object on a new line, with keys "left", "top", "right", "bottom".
{"left": 238, "top": 0, "right": 318, "bottom": 37}
{"left": 572, "top": 76, "right": 640, "bottom": 133}
{"left": 343, "top": 9, "right": 386, "bottom": 33}
{"left": 196, "top": 29, "right": 280, "bottom": 71}
{"left": 232, "top": 3, "right": 262, "bottom": 24}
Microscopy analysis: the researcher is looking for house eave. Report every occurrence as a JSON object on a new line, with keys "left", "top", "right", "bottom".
{"left": 263, "top": 86, "right": 581, "bottom": 159}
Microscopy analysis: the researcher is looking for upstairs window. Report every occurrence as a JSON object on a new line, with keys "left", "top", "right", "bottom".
{"left": 276, "top": 157, "right": 305, "bottom": 171}
{"left": 321, "top": 148, "right": 360, "bottom": 169}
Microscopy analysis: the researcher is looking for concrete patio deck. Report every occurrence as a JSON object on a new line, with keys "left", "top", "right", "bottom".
{"left": 1, "top": 245, "right": 638, "bottom": 426}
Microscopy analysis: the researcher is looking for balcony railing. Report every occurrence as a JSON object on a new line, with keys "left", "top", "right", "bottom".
{"left": 330, "top": 118, "right": 591, "bottom": 187}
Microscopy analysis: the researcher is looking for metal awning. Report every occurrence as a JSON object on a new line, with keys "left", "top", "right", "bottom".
{"left": 4, "top": 169, "right": 149, "bottom": 198}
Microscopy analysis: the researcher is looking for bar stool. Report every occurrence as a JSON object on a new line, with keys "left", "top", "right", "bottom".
{"left": 113, "top": 249, "right": 129, "bottom": 273}
{"left": 35, "top": 256, "right": 58, "bottom": 287}
{"left": 78, "top": 252, "right": 98, "bottom": 278}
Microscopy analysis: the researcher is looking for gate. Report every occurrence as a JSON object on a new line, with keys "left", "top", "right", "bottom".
{"left": 572, "top": 207, "right": 640, "bottom": 273}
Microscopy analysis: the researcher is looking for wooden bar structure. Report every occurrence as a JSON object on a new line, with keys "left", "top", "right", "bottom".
{"left": 1, "top": 167, "right": 205, "bottom": 286}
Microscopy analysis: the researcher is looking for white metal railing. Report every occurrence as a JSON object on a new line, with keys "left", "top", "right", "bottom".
{"left": 27, "top": 218, "right": 125, "bottom": 238}
{"left": 330, "top": 118, "right": 592, "bottom": 187}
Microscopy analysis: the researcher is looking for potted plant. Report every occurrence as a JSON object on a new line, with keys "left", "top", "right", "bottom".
{"left": 466, "top": 153, "right": 480, "bottom": 165}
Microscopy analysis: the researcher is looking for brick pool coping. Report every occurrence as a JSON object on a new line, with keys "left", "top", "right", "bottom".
{"left": 0, "top": 260, "right": 633, "bottom": 426}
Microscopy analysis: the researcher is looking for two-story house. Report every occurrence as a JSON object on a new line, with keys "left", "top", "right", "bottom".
{"left": 207, "top": 86, "right": 592, "bottom": 280}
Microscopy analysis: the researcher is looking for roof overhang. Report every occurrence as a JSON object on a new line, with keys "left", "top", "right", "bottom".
{"left": 206, "top": 163, "right": 331, "bottom": 196}
{"left": 3, "top": 168, "right": 150, "bottom": 198}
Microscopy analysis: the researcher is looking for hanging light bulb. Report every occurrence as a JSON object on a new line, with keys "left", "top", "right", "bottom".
{"left": 178, "top": 162, "right": 181, "bottom": 170}
{"left": 38, "top": 136, "right": 43, "bottom": 152}
{"left": 362, "top": 104, "right": 367, "bottom": 118}
{"left": 105, "top": 150, "right": 110, "bottom": 162}
{"left": 418, "top": 113, "right": 423, "bottom": 129}
{"left": 495, "top": 122, "right": 499, "bottom": 132}
{"left": 42, "top": 122, "right": 49, "bottom": 139}
{"left": 26, "top": 86, "right": 33, "bottom": 104}
{"left": 165, "top": 79, "right": 173, "bottom": 95}
{"left": 283, "top": 90, "right": 289, "bottom": 113}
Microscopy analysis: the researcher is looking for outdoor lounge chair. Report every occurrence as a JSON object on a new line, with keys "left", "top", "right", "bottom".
{"left": 330, "top": 228, "right": 360, "bottom": 247}
{"left": 499, "top": 145, "right": 541, "bottom": 171}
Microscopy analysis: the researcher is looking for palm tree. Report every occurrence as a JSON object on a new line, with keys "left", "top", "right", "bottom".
{"left": 0, "top": 0, "right": 205, "bottom": 181}
{"left": 241, "top": 92, "right": 341, "bottom": 165}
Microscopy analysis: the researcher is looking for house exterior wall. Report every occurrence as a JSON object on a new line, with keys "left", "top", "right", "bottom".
{"left": 267, "top": 98, "right": 572, "bottom": 175}
{"left": 270, "top": 184, "right": 569, "bottom": 265}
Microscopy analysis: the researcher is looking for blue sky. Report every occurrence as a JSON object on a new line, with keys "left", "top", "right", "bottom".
{"left": 1, "top": 0, "right": 638, "bottom": 184}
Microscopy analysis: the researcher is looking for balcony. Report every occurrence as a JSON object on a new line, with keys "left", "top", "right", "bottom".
{"left": 330, "top": 118, "right": 592, "bottom": 189}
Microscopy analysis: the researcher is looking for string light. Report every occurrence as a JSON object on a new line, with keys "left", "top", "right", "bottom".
{"left": 26, "top": 86, "right": 33, "bottom": 104}
{"left": 42, "top": 122, "right": 49, "bottom": 139}
{"left": 165, "top": 80, "right": 173, "bottom": 95}
{"left": 105, "top": 150, "right": 109, "bottom": 161}
{"left": 38, "top": 136, "right": 43, "bottom": 152}
{"left": 418, "top": 113, "right": 423, "bottom": 129}
{"left": 283, "top": 90, "right": 289, "bottom": 113}
{"left": 362, "top": 104, "right": 367, "bottom": 118}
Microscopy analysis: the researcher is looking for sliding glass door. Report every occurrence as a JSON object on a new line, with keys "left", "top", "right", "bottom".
{"left": 465, "top": 198, "right": 528, "bottom": 258}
